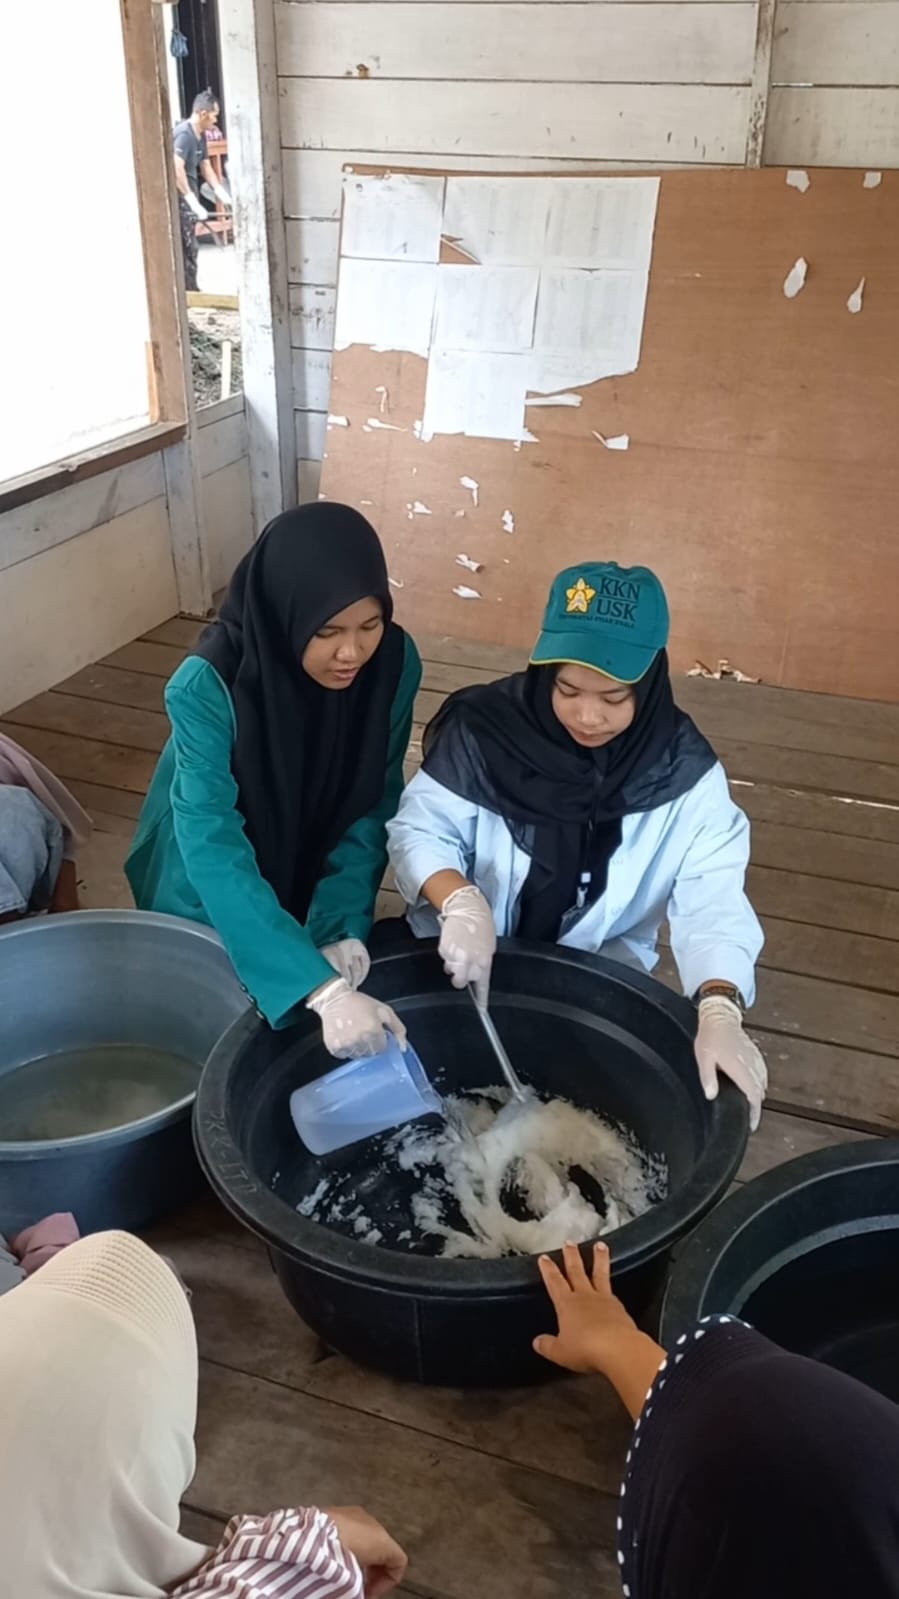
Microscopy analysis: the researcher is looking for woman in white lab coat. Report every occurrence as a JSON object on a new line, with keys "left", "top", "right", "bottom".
{"left": 386, "top": 561, "right": 767, "bottom": 1127}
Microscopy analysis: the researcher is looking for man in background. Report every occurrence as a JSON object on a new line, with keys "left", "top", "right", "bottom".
{"left": 173, "top": 89, "right": 231, "bottom": 292}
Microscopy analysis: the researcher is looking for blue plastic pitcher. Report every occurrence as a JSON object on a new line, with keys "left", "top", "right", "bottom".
{"left": 289, "top": 1034, "right": 441, "bottom": 1156}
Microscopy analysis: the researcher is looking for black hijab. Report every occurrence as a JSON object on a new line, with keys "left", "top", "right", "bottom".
{"left": 194, "top": 504, "right": 405, "bottom": 922}
{"left": 620, "top": 1317, "right": 899, "bottom": 1598}
{"left": 422, "top": 652, "right": 715, "bottom": 940}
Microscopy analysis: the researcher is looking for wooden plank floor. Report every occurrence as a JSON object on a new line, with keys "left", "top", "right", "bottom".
{"left": 5, "top": 620, "right": 899, "bottom": 1597}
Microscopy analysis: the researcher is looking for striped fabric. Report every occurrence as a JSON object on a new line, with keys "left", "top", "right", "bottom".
{"left": 173, "top": 1508, "right": 365, "bottom": 1599}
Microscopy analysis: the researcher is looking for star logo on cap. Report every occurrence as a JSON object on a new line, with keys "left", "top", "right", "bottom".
{"left": 565, "top": 577, "right": 596, "bottom": 615}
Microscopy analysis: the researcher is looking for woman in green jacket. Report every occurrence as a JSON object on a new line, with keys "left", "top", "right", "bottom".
{"left": 126, "top": 504, "right": 420, "bottom": 1057}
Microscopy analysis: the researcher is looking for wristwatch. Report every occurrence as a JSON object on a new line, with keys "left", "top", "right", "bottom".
{"left": 695, "top": 981, "right": 746, "bottom": 1012}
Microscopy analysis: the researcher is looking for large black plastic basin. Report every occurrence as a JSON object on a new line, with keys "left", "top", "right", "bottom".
{"left": 661, "top": 1139, "right": 899, "bottom": 1401}
{"left": 195, "top": 941, "right": 748, "bottom": 1385}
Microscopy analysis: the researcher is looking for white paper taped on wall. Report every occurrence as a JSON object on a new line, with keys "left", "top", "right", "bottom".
{"left": 593, "top": 432, "right": 630, "bottom": 450}
{"left": 528, "top": 267, "right": 650, "bottom": 394}
{"left": 443, "top": 179, "right": 552, "bottom": 265}
{"left": 335, "top": 173, "right": 660, "bottom": 446}
{"left": 456, "top": 553, "right": 483, "bottom": 572}
{"left": 785, "top": 170, "right": 810, "bottom": 194}
{"left": 452, "top": 585, "right": 481, "bottom": 599}
{"left": 863, "top": 172, "right": 882, "bottom": 189}
{"left": 335, "top": 260, "right": 437, "bottom": 358}
{"left": 424, "top": 352, "right": 531, "bottom": 443}
{"left": 434, "top": 266, "right": 539, "bottom": 353}
{"left": 502, "top": 510, "right": 515, "bottom": 534}
{"left": 460, "top": 476, "right": 479, "bottom": 506}
{"left": 847, "top": 278, "right": 865, "bottom": 315}
{"left": 341, "top": 173, "right": 445, "bottom": 263}
{"left": 783, "top": 258, "right": 808, "bottom": 300}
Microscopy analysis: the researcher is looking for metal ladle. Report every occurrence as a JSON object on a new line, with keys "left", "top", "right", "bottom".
{"left": 468, "top": 985, "right": 528, "bottom": 1102}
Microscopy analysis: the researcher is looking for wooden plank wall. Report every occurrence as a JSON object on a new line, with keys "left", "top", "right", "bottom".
{"left": 196, "top": 397, "right": 255, "bottom": 592}
{"left": 277, "top": 0, "right": 899, "bottom": 500}
{"left": 0, "top": 401, "right": 253, "bottom": 714}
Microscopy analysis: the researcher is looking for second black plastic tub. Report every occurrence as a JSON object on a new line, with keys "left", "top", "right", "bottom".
{"left": 660, "top": 1139, "right": 899, "bottom": 1402}
{"left": 195, "top": 942, "right": 747, "bottom": 1385}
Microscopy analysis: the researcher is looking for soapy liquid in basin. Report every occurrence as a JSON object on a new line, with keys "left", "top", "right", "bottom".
{"left": 0, "top": 1045, "right": 200, "bottom": 1142}
{"left": 281, "top": 1087, "right": 668, "bottom": 1259}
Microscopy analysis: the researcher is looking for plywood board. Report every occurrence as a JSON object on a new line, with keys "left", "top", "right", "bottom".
{"left": 322, "top": 167, "right": 899, "bottom": 700}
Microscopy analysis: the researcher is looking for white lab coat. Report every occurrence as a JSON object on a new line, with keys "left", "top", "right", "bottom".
{"left": 387, "top": 762, "right": 763, "bottom": 1003}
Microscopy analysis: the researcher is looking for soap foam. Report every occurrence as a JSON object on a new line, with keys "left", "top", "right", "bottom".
{"left": 297, "top": 1088, "right": 666, "bottom": 1258}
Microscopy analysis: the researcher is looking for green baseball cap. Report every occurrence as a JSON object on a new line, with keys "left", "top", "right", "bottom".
{"left": 530, "top": 562, "right": 669, "bottom": 683}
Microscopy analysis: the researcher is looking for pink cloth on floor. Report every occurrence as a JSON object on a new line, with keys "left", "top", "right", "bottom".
{"left": 0, "top": 733, "right": 92, "bottom": 859}
{"left": 12, "top": 1213, "right": 81, "bottom": 1275}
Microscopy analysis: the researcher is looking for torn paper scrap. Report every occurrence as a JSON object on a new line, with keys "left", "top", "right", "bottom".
{"left": 408, "top": 501, "right": 432, "bottom": 515}
{"left": 341, "top": 173, "right": 445, "bottom": 263}
{"left": 593, "top": 431, "right": 630, "bottom": 451}
{"left": 454, "top": 509, "right": 466, "bottom": 518}
{"left": 433, "top": 265, "right": 539, "bottom": 353}
{"left": 516, "top": 430, "right": 540, "bottom": 446}
{"left": 443, "top": 177, "right": 551, "bottom": 266}
{"left": 388, "top": 577, "right": 404, "bottom": 589}
{"left": 366, "top": 418, "right": 406, "bottom": 432}
{"left": 452, "top": 585, "right": 481, "bottom": 600}
{"left": 785, "top": 169, "right": 810, "bottom": 194}
{"left": 783, "top": 258, "right": 807, "bottom": 299}
{"left": 502, "top": 510, "right": 515, "bottom": 534}
{"left": 863, "top": 171, "right": 882, "bottom": 189}
{"left": 375, "top": 385, "right": 389, "bottom": 414}
{"left": 526, "top": 391, "right": 583, "bottom": 409}
{"left": 687, "top": 659, "right": 760, "bottom": 684}
{"left": 327, "top": 415, "right": 349, "bottom": 428}
{"left": 335, "top": 259, "right": 437, "bottom": 358}
{"left": 847, "top": 278, "right": 865, "bottom": 314}
{"left": 460, "top": 476, "right": 479, "bottom": 507}
{"left": 456, "top": 554, "right": 483, "bottom": 572}
{"left": 423, "top": 350, "right": 529, "bottom": 443}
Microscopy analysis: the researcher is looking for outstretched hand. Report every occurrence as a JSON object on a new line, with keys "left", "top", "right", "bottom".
{"left": 534, "top": 1241, "right": 638, "bottom": 1374}
{"left": 534, "top": 1242, "right": 666, "bottom": 1419}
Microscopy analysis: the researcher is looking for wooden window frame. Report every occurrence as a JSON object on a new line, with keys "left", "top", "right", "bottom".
{"left": 0, "top": 0, "right": 189, "bottom": 516}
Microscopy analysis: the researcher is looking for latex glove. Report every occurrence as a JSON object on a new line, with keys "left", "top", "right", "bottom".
{"left": 694, "top": 995, "right": 768, "bottom": 1132}
{"left": 213, "top": 184, "right": 232, "bottom": 208}
{"left": 307, "top": 977, "right": 406, "bottom": 1060}
{"left": 186, "top": 193, "right": 207, "bottom": 221}
{"left": 320, "top": 937, "right": 371, "bottom": 991}
{"left": 438, "top": 884, "right": 496, "bottom": 1008}
{"left": 325, "top": 1506, "right": 408, "bottom": 1599}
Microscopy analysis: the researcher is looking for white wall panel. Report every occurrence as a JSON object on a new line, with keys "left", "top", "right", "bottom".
{"left": 280, "top": 79, "right": 751, "bottom": 163}
{"left": 276, "top": 3, "right": 757, "bottom": 84}
{"left": 773, "top": 5, "right": 899, "bottom": 87}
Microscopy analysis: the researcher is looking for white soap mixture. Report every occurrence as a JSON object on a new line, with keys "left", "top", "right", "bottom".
{"left": 297, "top": 1088, "right": 666, "bottom": 1258}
